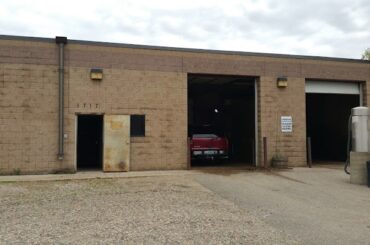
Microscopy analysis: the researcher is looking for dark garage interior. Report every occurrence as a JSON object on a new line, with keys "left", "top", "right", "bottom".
{"left": 306, "top": 93, "right": 359, "bottom": 162}
{"left": 188, "top": 74, "right": 256, "bottom": 167}
{"left": 77, "top": 115, "right": 103, "bottom": 170}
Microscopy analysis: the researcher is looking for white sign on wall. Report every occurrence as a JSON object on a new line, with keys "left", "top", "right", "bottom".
{"left": 281, "top": 116, "right": 293, "bottom": 133}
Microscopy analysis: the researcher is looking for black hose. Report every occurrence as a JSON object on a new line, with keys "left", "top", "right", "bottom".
{"left": 344, "top": 113, "right": 352, "bottom": 175}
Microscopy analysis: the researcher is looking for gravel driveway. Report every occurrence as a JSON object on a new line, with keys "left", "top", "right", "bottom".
{"left": 0, "top": 175, "right": 296, "bottom": 244}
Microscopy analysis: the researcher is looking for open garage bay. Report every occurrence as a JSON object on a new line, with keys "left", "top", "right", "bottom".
{"left": 188, "top": 74, "right": 256, "bottom": 168}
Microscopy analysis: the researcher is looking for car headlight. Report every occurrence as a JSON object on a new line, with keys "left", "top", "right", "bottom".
{"left": 219, "top": 150, "right": 224, "bottom": 154}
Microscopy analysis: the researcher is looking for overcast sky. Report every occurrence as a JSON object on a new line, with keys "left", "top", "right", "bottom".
{"left": 0, "top": 0, "right": 369, "bottom": 58}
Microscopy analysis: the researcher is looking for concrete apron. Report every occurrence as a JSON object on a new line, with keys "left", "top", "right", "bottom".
{"left": 0, "top": 170, "right": 195, "bottom": 183}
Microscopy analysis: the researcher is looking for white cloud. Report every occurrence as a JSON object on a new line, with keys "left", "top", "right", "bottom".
{"left": 0, "top": 0, "right": 369, "bottom": 58}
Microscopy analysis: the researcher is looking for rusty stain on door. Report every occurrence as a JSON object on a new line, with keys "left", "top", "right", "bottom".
{"left": 103, "top": 115, "right": 130, "bottom": 172}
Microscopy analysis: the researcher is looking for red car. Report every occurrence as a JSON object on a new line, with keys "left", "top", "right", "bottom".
{"left": 190, "top": 134, "right": 229, "bottom": 160}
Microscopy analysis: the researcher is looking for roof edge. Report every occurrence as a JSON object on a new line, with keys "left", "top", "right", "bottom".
{"left": 1, "top": 34, "right": 369, "bottom": 64}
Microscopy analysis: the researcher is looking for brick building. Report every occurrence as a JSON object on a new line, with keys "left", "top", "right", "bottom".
{"left": 0, "top": 35, "right": 369, "bottom": 174}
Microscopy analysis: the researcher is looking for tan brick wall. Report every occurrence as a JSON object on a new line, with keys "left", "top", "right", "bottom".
{"left": 64, "top": 68, "right": 188, "bottom": 171}
{"left": 258, "top": 76, "right": 307, "bottom": 167}
{"left": 0, "top": 63, "right": 61, "bottom": 174}
{"left": 0, "top": 37, "right": 369, "bottom": 174}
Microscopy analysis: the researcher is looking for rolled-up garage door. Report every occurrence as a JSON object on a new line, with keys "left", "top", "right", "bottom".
{"left": 305, "top": 80, "right": 360, "bottom": 95}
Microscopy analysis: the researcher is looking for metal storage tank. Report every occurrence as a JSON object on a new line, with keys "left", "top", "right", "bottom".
{"left": 350, "top": 107, "right": 370, "bottom": 185}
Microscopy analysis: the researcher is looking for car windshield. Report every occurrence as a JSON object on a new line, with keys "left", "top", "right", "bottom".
{"left": 192, "top": 134, "right": 218, "bottom": 138}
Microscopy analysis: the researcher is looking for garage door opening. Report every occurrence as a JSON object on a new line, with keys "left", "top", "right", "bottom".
{"left": 188, "top": 74, "right": 256, "bottom": 167}
{"left": 306, "top": 81, "right": 361, "bottom": 163}
{"left": 77, "top": 115, "right": 103, "bottom": 170}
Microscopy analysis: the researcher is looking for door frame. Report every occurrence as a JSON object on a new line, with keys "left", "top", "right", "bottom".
{"left": 74, "top": 113, "right": 104, "bottom": 172}
{"left": 254, "top": 78, "right": 258, "bottom": 166}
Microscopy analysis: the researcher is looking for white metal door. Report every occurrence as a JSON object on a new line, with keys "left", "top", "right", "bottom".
{"left": 103, "top": 115, "right": 130, "bottom": 172}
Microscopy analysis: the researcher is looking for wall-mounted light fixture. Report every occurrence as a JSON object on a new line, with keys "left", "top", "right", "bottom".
{"left": 90, "top": 68, "right": 103, "bottom": 81}
{"left": 277, "top": 76, "right": 288, "bottom": 88}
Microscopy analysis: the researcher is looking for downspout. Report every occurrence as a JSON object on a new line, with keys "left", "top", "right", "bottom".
{"left": 56, "top": 36, "right": 67, "bottom": 160}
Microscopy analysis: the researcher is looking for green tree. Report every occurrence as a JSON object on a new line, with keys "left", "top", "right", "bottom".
{"left": 362, "top": 48, "right": 370, "bottom": 60}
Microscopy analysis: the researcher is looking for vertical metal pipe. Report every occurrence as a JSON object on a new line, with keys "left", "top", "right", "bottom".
{"left": 263, "top": 137, "right": 267, "bottom": 168}
{"left": 56, "top": 37, "right": 67, "bottom": 160}
{"left": 252, "top": 138, "right": 255, "bottom": 166}
{"left": 307, "top": 137, "right": 312, "bottom": 168}
{"left": 187, "top": 137, "right": 191, "bottom": 169}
